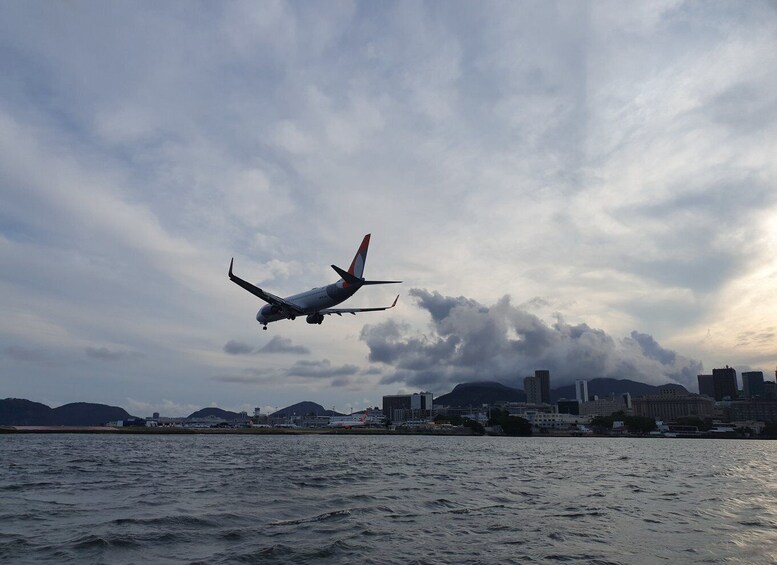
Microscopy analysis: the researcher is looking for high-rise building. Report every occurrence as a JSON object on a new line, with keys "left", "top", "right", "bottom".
{"left": 742, "top": 371, "right": 765, "bottom": 399}
{"left": 535, "top": 370, "right": 550, "bottom": 403}
{"left": 524, "top": 370, "right": 551, "bottom": 404}
{"left": 698, "top": 374, "right": 714, "bottom": 398}
{"left": 382, "top": 392, "right": 433, "bottom": 422}
{"left": 575, "top": 380, "right": 589, "bottom": 403}
{"left": 712, "top": 367, "right": 738, "bottom": 401}
{"left": 524, "top": 376, "right": 540, "bottom": 404}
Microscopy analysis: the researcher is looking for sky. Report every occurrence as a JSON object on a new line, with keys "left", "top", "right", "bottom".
{"left": 1, "top": 1, "right": 776, "bottom": 417}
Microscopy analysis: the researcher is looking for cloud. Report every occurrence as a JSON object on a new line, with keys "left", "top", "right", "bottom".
{"left": 211, "top": 358, "right": 359, "bottom": 385}
{"left": 258, "top": 336, "right": 311, "bottom": 355}
{"left": 0, "top": 2, "right": 775, "bottom": 412}
{"left": 223, "top": 340, "right": 255, "bottom": 355}
{"left": 85, "top": 346, "right": 142, "bottom": 361}
{"left": 223, "top": 337, "right": 310, "bottom": 355}
{"left": 3, "top": 345, "right": 50, "bottom": 363}
{"left": 361, "top": 288, "right": 704, "bottom": 391}
{"left": 286, "top": 359, "right": 359, "bottom": 379}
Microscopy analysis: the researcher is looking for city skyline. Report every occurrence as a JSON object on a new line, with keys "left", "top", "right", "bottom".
{"left": 1, "top": 2, "right": 776, "bottom": 415}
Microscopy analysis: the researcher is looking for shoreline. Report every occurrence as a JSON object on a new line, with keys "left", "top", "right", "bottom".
{"left": 1, "top": 425, "right": 768, "bottom": 439}
{"left": 0, "top": 425, "right": 477, "bottom": 436}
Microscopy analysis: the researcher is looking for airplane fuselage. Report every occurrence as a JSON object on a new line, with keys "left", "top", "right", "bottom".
{"left": 256, "top": 280, "right": 359, "bottom": 325}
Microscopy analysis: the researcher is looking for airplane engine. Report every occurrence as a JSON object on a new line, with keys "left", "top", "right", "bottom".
{"left": 306, "top": 313, "right": 324, "bottom": 325}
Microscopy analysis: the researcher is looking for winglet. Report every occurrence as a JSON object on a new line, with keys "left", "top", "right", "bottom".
{"left": 391, "top": 295, "right": 399, "bottom": 308}
{"left": 229, "top": 258, "right": 234, "bottom": 278}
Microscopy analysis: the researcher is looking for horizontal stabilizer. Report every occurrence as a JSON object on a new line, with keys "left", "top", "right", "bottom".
{"left": 331, "top": 264, "right": 361, "bottom": 285}
{"left": 332, "top": 264, "right": 401, "bottom": 285}
{"left": 360, "top": 279, "right": 403, "bottom": 285}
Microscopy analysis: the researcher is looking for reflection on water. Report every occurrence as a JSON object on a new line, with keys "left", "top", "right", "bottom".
{"left": 2, "top": 435, "right": 777, "bottom": 564}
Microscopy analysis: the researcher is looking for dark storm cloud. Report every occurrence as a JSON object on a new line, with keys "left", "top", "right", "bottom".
{"left": 222, "top": 337, "right": 310, "bottom": 355}
{"left": 361, "top": 288, "right": 704, "bottom": 392}
{"left": 627, "top": 331, "right": 676, "bottom": 365}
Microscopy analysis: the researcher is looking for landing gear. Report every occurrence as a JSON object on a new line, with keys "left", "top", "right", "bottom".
{"left": 262, "top": 324, "right": 268, "bottom": 331}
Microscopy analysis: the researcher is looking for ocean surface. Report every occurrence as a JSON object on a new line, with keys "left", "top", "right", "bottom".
{"left": 2, "top": 434, "right": 777, "bottom": 564}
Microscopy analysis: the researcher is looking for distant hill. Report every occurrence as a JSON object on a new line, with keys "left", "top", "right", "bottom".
{"left": 0, "top": 398, "right": 134, "bottom": 426}
{"left": 51, "top": 403, "right": 134, "bottom": 426}
{"left": 433, "top": 378, "right": 691, "bottom": 407}
{"left": 435, "top": 381, "right": 527, "bottom": 407}
{"left": 551, "top": 378, "right": 689, "bottom": 402}
{"left": 187, "top": 407, "right": 246, "bottom": 420}
{"left": 0, "top": 399, "right": 53, "bottom": 425}
{"left": 271, "top": 401, "right": 341, "bottom": 417}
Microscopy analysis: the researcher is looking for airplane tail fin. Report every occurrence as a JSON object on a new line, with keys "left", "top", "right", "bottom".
{"left": 348, "top": 234, "right": 371, "bottom": 279}
{"left": 333, "top": 234, "right": 402, "bottom": 287}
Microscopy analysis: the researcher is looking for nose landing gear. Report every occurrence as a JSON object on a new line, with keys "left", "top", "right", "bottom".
{"left": 262, "top": 324, "right": 268, "bottom": 331}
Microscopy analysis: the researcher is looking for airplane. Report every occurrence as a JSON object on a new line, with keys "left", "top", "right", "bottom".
{"left": 229, "top": 234, "right": 401, "bottom": 330}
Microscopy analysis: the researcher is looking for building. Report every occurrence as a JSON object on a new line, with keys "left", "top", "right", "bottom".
{"left": 382, "top": 392, "right": 433, "bottom": 422}
{"left": 712, "top": 367, "right": 738, "bottom": 400}
{"left": 526, "top": 411, "right": 590, "bottom": 430}
{"left": 579, "top": 394, "right": 631, "bottom": 417}
{"left": 698, "top": 374, "right": 714, "bottom": 398}
{"left": 631, "top": 388, "right": 714, "bottom": 421}
{"left": 575, "top": 380, "right": 589, "bottom": 403}
{"left": 728, "top": 400, "right": 777, "bottom": 423}
{"left": 557, "top": 399, "right": 580, "bottom": 415}
{"left": 524, "top": 370, "right": 550, "bottom": 404}
{"left": 502, "top": 402, "right": 557, "bottom": 418}
{"left": 742, "top": 371, "right": 765, "bottom": 399}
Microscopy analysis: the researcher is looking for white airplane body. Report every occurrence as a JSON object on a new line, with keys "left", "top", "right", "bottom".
{"left": 229, "top": 234, "right": 400, "bottom": 330}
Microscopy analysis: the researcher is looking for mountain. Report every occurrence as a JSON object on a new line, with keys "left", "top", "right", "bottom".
{"left": 0, "top": 398, "right": 134, "bottom": 426}
{"left": 434, "top": 378, "right": 691, "bottom": 407}
{"left": 435, "top": 381, "right": 527, "bottom": 407}
{"left": 187, "top": 407, "right": 244, "bottom": 420}
{"left": 0, "top": 398, "right": 53, "bottom": 425}
{"left": 271, "top": 401, "right": 341, "bottom": 417}
{"left": 551, "top": 378, "right": 689, "bottom": 402}
{"left": 51, "top": 402, "right": 134, "bottom": 425}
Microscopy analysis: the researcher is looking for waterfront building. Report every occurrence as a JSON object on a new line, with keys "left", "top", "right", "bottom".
{"left": 631, "top": 388, "right": 714, "bottom": 421}
{"left": 764, "top": 381, "right": 777, "bottom": 400}
{"left": 697, "top": 374, "right": 714, "bottom": 398}
{"left": 742, "top": 371, "right": 765, "bottom": 399}
{"left": 382, "top": 392, "right": 433, "bottom": 422}
{"left": 575, "top": 380, "right": 589, "bottom": 403}
{"left": 527, "top": 411, "right": 590, "bottom": 430}
{"left": 502, "top": 402, "right": 557, "bottom": 417}
{"left": 712, "top": 367, "right": 738, "bottom": 401}
{"left": 579, "top": 394, "right": 631, "bottom": 417}
{"left": 557, "top": 399, "right": 580, "bottom": 415}
{"left": 728, "top": 400, "right": 777, "bottom": 423}
{"left": 524, "top": 370, "right": 550, "bottom": 404}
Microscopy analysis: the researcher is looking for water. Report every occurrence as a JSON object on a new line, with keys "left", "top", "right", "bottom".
{"left": 2, "top": 434, "right": 777, "bottom": 564}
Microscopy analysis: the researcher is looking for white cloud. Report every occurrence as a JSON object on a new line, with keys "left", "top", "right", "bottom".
{"left": 0, "top": 1, "right": 775, "bottom": 411}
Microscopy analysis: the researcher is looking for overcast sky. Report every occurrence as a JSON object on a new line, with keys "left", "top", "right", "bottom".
{"left": 1, "top": 1, "right": 776, "bottom": 416}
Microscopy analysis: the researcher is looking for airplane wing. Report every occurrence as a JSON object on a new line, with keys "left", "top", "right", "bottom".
{"left": 228, "top": 259, "right": 305, "bottom": 316}
{"left": 319, "top": 295, "right": 399, "bottom": 316}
